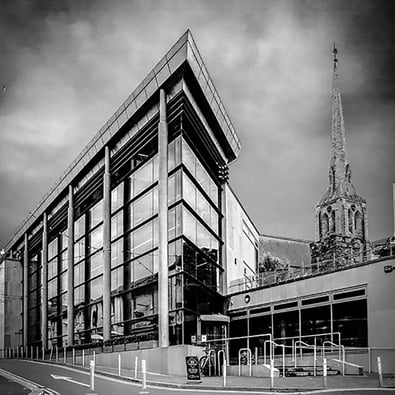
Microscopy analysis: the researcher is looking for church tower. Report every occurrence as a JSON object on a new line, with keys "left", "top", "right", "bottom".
{"left": 311, "top": 46, "right": 369, "bottom": 266}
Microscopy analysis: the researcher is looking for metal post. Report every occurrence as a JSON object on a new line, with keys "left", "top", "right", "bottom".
{"left": 90, "top": 360, "right": 95, "bottom": 392}
{"left": 93, "top": 350, "right": 96, "bottom": 365}
{"left": 134, "top": 355, "right": 138, "bottom": 379}
{"left": 63, "top": 347, "right": 66, "bottom": 364}
{"left": 35, "top": 346, "right": 38, "bottom": 360}
{"left": 254, "top": 347, "right": 258, "bottom": 365}
{"left": 118, "top": 353, "right": 121, "bottom": 376}
{"left": 30, "top": 346, "right": 33, "bottom": 360}
{"left": 223, "top": 359, "right": 227, "bottom": 387}
{"left": 72, "top": 348, "right": 75, "bottom": 365}
{"left": 141, "top": 359, "right": 147, "bottom": 391}
{"left": 82, "top": 349, "right": 85, "bottom": 367}
{"left": 323, "top": 358, "right": 327, "bottom": 388}
{"left": 270, "top": 359, "right": 275, "bottom": 390}
{"left": 377, "top": 357, "right": 384, "bottom": 387}
{"left": 42, "top": 347, "right": 44, "bottom": 361}
{"left": 56, "top": 346, "right": 58, "bottom": 363}
{"left": 368, "top": 348, "right": 371, "bottom": 374}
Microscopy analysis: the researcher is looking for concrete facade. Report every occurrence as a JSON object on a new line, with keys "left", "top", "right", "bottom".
{"left": 228, "top": 257, "right": 395, "bottom": 349}
{"left": 0, "top": 259, "right": 22, "bottom": 349}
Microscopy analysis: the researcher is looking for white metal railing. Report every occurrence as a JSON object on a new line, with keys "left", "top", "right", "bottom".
{"left": 264, "top": 340, "right": 285, "bottom": 377}
{"left": 294, "top": 340, "right": 317, "bottom": 376}
{"left": 323, "top": 340, "right": 345, "bottom": 375}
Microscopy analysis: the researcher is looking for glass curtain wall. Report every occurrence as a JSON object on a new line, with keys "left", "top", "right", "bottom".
{"left": 65, "top": 133, "right": 223, "bottom": 346}
{"left": 28, "top": 250, "right": 42, "bottom": 345}
{"left": 48, "top": 230, "right": 68, "bottom": 347}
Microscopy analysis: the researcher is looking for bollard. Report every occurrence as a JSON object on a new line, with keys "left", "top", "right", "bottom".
{"left": 141, "top": 359, "right": 148, "bottom": 393}
{"left": 270, "top": 359, "right": 275, "bottom": 390}
{"left": 82, "top": 349, "right": 85, "bottom": 367}
{"left": 90, "top": 360, "right": 95, "bottom": 392}
{"left": 63, "top": 347, "right": 66, "bottom": 364}
{"left": 323, "top": 358, "right": 327, "bottom": 388}
{"left": 254, "top": 347, "right": 258, "bottom": 365}
{"left": 223, "top": 359, "right": 227, "bottom": 387}
{"left": 134, "top": 355, "right": 138, "bottom": 379}
{"left": 42, "top": 347, "right": 45, "bottom": 361}
{"left": 56, "top": 346, "right": 58, "bottom": 363}
{"left": 72, "top": 348, "right": 75, "bottom": 365}
{"left": 36, "top": 346, "right": 38, "bottom": 360}
{"left": 118, "top": 354, "right": 121, "bottom": 376}
{"left": 93, "top": 350, "right": 96, "bottom": 365}
{"left": 377, "top": 357, "right": 384, "bottom": 387}
{"left": 31, "top": 346, "right": 33, "bottom": 360}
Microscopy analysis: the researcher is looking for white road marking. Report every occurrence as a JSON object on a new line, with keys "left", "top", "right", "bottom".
{"left": 50, "top": 373, "right": 90, "bottom": 387}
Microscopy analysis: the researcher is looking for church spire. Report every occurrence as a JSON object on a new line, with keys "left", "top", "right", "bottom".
{"left": 329, "top": 44, "right": 349, "bottom": 195}
{"left": 320, "top": 44, "right": 359, "bottom": 202}
{"left": 312, "top": 44, "right": 369, "bottom": 266}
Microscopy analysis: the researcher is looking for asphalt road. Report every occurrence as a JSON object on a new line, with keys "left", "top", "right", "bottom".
{"left": 0, "top": 360, "right": 393, "bottom": 395}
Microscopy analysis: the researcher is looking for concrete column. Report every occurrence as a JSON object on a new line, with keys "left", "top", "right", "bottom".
{"left": 41, "top": 213, "right": 48, "bottom": 349}
{"left": 158, "top": 89, "right": 169, "bottom": 347}
{"left": 23, "top": 233, "right": 28, "bottom": 347}
{"left": 220, "top": 183, "right": 228, "bottom": 296}
{"left": 103, "top": 146, "right": 111, "bottom": 342}
{"left": 67, "top": 186, "right": 75, "bottom": 345}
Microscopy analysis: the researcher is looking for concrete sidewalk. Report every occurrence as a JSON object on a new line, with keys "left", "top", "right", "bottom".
{"left": 90, "top": 362, "right": 395, "bottom": 392}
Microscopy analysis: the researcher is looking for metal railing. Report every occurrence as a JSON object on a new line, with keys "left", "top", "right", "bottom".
{"left": 229, "top": 253, "right": 395, "bottom": 293}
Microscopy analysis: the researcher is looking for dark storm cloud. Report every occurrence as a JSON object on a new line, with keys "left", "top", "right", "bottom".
{"left": 0, "top": 0, "right": 394, "bottom": 247}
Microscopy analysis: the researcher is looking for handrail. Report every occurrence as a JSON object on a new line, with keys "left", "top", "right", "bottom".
{"left": 322, "top": 341, "right": 345, "bottom": 375}
{"left": 322, "top": 340, "right": 341, "bottom": 361}
{"left": 264, "top": 340, "right": 285, "bottom": 377}
{"left": 294, "top": 340, "right": 317, "bottom": 376}
{"left": 238, "top": 348, "right": 252, "bottom": 377}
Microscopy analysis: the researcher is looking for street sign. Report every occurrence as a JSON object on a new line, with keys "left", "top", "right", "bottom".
{"left": 201, "top": 334, "right": 207, "bottom": 343}
{"left": 185, "top": 356, "right": 201, "bottom": 381}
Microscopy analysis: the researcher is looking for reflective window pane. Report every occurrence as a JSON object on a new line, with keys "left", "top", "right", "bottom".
{"left": 111, "top": 183, "right": 124, "bottom": 213}
{"left": 111, "top": 211, "right": 123, "bottom": 240}
{"left": 89, "top": 200, "right": 103, "bottom": 229}
{"left": 90, "top": 252, "right": 103, "bottom": 279}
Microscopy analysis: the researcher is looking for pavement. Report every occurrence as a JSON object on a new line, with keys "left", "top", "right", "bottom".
{"left": 1, "top": 358, "right": 395, "bottom": 394}
{"left": 97, "top": 364, "right": 395, "bottom": 392}
{"left": 0, "top": 373, "right": 31, "bottom": 395}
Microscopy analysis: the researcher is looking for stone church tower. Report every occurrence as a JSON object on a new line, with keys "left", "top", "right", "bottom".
{"left": 311, "top": 46, "right": 369, "bottom": 266}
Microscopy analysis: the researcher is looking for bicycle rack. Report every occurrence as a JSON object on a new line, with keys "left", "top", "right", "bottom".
{"left": 238, "top": 348, "right": 252, "bottom": 377}
{"left": 217, "top": 349, "right": 226, "bottom": 376}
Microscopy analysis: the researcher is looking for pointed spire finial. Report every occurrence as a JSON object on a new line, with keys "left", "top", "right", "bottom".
{"left": 333, "top": 43, "right": 338, "bottom": 67}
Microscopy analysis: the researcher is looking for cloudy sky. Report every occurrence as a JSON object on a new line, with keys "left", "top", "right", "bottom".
{"left": 0, "top": 0, "right": 394, "bottom": 248}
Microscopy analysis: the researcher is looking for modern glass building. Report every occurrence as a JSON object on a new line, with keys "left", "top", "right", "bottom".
{"left": 1, "top": 30, "right": 241, "bottom": 350}
{"left": 1, "top": 31, "right": 394, "bottom": 375}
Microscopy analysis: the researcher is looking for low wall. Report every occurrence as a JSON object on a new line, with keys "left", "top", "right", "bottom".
{"left": 75, "top": 344, "right": 205, "bottom": 376}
